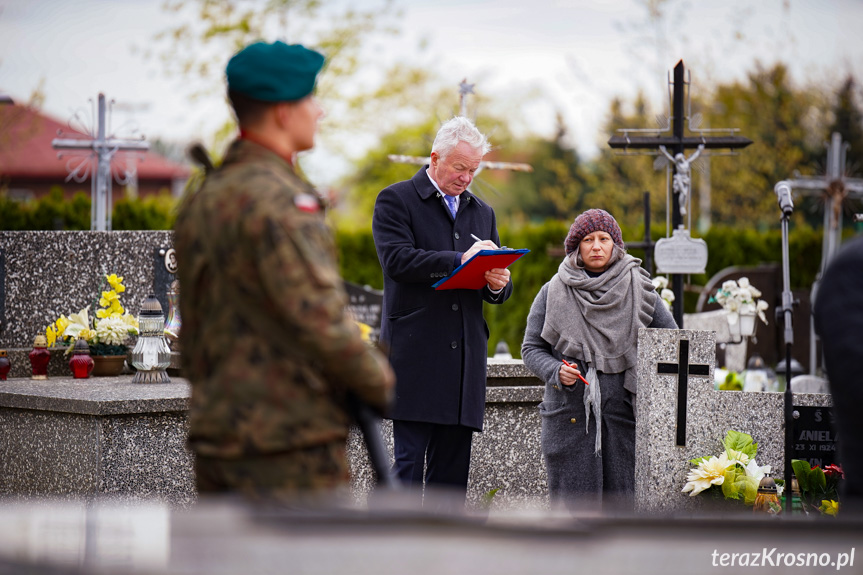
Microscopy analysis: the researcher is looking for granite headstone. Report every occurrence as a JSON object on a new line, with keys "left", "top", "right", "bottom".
{"left": 635, "top": 328, "right": 832, "bottom": 513}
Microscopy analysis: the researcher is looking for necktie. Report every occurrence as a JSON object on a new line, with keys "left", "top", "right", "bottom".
{"left": 444, "top": 195, "right": 458, "bottom": 219}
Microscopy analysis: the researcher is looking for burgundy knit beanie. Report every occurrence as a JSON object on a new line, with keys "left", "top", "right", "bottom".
{"left": 564, "top": 209, "right": 624, "bottom": 255}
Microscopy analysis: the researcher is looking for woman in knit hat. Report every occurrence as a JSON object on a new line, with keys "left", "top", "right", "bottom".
{"left": 521, "top": 208, "right": 677, "bottom": 511}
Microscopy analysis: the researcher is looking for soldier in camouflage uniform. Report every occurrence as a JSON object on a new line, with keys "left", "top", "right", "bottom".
{"left": 174, "top": 41, "right": 394, "bottom": 501}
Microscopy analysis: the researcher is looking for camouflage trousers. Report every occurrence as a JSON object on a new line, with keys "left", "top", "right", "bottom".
{"left": 195, "top": 442, "right": 350, "bottom": 502}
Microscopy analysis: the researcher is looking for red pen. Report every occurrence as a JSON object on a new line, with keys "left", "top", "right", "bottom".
{"left": 562, "top": 359, "right": 590, "bottom": 386}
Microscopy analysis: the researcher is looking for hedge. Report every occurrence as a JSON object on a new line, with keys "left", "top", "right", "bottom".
{"left": 337, "top": 222, "right": 829, "bottom": 358}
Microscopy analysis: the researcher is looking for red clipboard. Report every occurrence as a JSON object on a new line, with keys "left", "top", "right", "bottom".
{"left": 432, "top": 249, "right": 529, "bottom": 290}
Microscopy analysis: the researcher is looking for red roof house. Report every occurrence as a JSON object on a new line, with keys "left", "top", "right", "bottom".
{"left": 0, "top": 103, "right": 189, "bottom": 202}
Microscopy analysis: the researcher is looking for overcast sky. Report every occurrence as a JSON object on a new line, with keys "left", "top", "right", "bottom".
{"left": 2, "top": 0, "right": 863, "bottom": 184}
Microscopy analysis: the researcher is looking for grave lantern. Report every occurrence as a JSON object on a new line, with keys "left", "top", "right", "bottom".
{"left": 0, "top": 350, "right": 10, "bottom": 380}
{"left": 753, "top": 473, "right": 782, "bottom": 515}
{"left": 29, "top": 335, "right": 51, "bottom": 379}
{"left": 68, "top": 338, "right": 95, "bottom": 379}
{"left": 130, "top": 294, "right": 172, "bottom": 383}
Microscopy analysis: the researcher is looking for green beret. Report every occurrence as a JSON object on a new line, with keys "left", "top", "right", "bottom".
{"left": 226, "top": 41, "right": 324, "bottom": 102}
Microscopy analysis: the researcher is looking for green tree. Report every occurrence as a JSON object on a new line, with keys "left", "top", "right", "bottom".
{"left": 333, "top": 100, "right": 520, "bottom": 230}
{"left": 149, "top": 0, "right": 436, "bottom": 167}
{"left": 700, "top": 63, "right": 824, "bottom": 230}
{"left": 494, "top": 114, "right": 593, "bottom": 225}
{"left": 828, "top": 76, "right": 863, "bottom": 176}
{"left": 588, "top": 93, "right": 669, "bottom": 232}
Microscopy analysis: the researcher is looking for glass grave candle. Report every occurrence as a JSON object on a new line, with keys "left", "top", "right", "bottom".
{"left": 130, "top": 294, "right": 172, "bottom": 383}
{"left": 0, "top": 350, "right": 10, "bottom": 380}
{"left": 29, "top": 334, "right": 51, "bottom": 380}
{"left": 753, "top": 473, "right": 782, "bottom": 515}
{"left": 69, "top": 338, "right": 95, "bottom": 379}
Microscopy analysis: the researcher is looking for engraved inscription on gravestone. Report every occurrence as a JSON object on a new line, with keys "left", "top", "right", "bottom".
{"left": 654, "top": 228, "right": 708, "bottom": 275}
{"left": 792, "top": 405, "right": 838, "bottom": 468}
{"left": 344, "top": 282, "right": 383, "bottom": 344}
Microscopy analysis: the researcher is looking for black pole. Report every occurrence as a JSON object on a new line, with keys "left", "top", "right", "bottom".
{"left": 776, "top": 181, "right": 795, "bottom": 514}
{"left": 643, "top": 191, "right": 653, "bottom": 275}
{"left": 347, "top": 393, "right": 400, "bottom": 490}
{"left": 670, "top": 61, "right": 686, "bottom": 328}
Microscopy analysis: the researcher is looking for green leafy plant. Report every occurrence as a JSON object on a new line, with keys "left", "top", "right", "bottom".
{"left": 719, "top": 371, "right": 743, "bottom": 391}
{"left": 480, "top": 488, "right": 500, "bottom": 511}
{"left": 792, "top": 460, "right": 843, "bottom": 516}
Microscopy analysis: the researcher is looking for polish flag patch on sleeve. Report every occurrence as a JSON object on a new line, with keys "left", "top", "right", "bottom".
{"left": 294, "top": 193, "right": 321, "bottom": 213}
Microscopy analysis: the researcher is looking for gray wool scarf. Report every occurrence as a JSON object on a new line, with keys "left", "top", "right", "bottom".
{"left": 540, "top": 253, "right": 657, "bottom": 455}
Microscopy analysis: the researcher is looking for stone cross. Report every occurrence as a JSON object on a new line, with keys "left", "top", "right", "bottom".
{"left": 52, "top": 93, "right": 149, "bottom": 231}
{"left": 608, "top": 61, "right": 752, "bottom": 327}
{"left": 635, "top": 327, "right": 832, "bottom": 513}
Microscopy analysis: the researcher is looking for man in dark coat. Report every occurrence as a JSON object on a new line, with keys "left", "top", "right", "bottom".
{"left": 372, "top": 117, "right": 513, "bottom": 500}
{"left": 814, "top": 234, "right": 863, "bottom": 515}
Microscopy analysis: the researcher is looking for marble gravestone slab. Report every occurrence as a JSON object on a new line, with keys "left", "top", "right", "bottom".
{"left": 0, "top": 231, "right": 175, "bottom": 376}
{"left": 0, "top": 376, "right": 193, "bottom": 507}
{"left": 635, "top": 328, "right": 831, "bottom": 514}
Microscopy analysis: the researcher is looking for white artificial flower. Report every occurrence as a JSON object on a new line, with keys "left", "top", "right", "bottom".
{"left": 726, "top": 449, "right": 750, "bottom": 465}
{"left": 743, "top": 459, "right": 771, "bottom": 482}
{"left": 120, "top": 312, "right": 139, "bottom": 335}
{"left": 756, "top": 300, "right": 769, "bottom": 325}
{"left": 64, "top": 306, "right": 92, "bottom": 339}
{"left": 682, "top": 452, "right": 736, "bottom": 497}
{"left": 95, "top": 316, "right": 131, "bottom": 346}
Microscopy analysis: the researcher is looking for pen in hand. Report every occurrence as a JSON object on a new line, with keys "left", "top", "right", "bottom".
{"left": 562, "top": 359, "right": 590, "bottom": 386}
{"left": 471, "top": 234, "right": 507, "bottom": 249}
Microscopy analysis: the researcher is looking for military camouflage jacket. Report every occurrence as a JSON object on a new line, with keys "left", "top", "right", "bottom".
{"left": 175, "top": 138, "right": 390, "bottom": 458}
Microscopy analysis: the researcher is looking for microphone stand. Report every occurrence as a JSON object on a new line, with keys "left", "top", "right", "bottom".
{"left": 776, "top": 181, "right": 795, "bottom": 514}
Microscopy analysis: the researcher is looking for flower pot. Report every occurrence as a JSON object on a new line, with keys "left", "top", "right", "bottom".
{"left": 91, "top": 354, "right": 126, "bottom": 377}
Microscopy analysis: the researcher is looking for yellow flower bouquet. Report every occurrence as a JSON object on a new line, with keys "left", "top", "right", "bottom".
{"left": 45, "top": 273, "right": 139, "bottom": 356}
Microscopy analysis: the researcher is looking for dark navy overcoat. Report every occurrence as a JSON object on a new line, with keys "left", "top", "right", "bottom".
{"left": 372, "top": 167, "right": 513, "bottom": 431}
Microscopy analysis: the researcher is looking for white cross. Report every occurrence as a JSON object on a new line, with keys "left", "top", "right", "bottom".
{"left": 52, "top": 93, "right": 149, "bottom": 231}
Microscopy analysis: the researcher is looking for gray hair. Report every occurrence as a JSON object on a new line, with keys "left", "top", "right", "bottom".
{"left": 431, "top": 116, "right": 491, "bottom": 160}
{"left": 570, "top": 243, "right": 627, "bottom": 270}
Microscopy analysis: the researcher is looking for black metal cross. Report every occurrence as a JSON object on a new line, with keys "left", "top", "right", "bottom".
{"left": 608, "top": 61, "right": 752, "bottom": 327}
{"left": 657, "top": 338, "right": 710, "bottom": 447}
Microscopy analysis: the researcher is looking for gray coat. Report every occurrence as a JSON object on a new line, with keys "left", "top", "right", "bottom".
{"left": 522, "top": 281, "right": 676, "bottom": 507}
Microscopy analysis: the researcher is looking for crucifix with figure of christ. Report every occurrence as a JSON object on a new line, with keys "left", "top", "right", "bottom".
{"left": 608, "top": 61, "right": 752, "bottom": 328}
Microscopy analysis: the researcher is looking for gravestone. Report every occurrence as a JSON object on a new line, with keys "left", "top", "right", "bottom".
{"left": 343, "top": 282, "right": 383, "bottom": 344}
{"left": 635, "top": 328, "right": 832, "bottom": 513}
{"left": 0, "top": 231, "right": 174, "bottom": 376}
{"left": 792, "top": 405, "right": 838, "bottom": 469}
